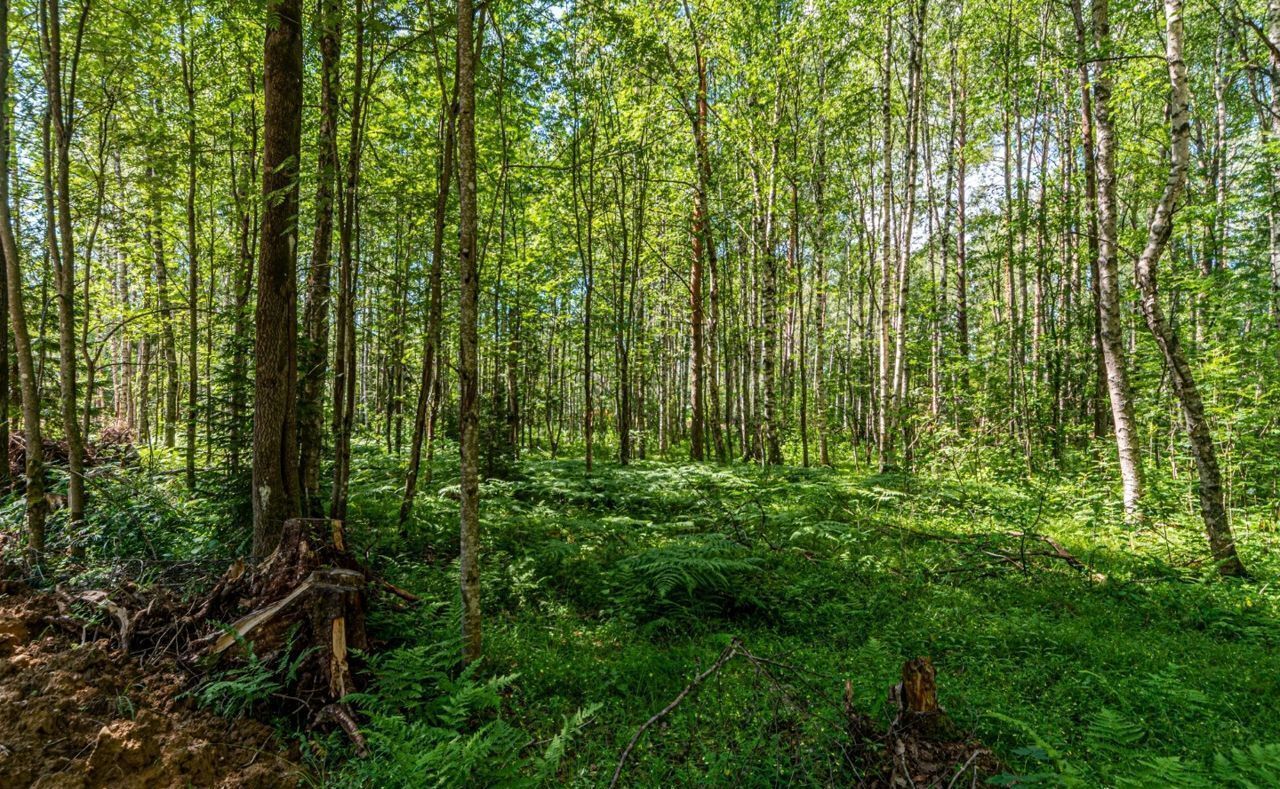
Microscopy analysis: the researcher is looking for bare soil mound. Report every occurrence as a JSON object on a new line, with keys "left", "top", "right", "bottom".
{"left": 0, "top": 581, "right": 303, "bottom": 788}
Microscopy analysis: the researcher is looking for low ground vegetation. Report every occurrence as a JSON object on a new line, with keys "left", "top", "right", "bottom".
{"left": 7, "top": 443, "right": 1276, "bottom": 786}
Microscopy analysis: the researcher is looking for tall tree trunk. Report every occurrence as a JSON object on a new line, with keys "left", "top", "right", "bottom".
{"left": 1069, "top": 0, "right": 1108, "bottom": 443}
{"left": 684, "top": 12, "right": 725, "bottom": 464}
{"left": 0, "top": 0, "right": 46, "bottom": 561}
{"left": 457, "top": 0, "right": 482, "bottom": 664}
{"left": 228, "top": 88, "right": 257, "bottom": 478}
{"left": 877, "top": 16, "right": 895, "bottom": 471}
{"left": 299, "top": 0, "right": 340, "bottom": 516}
{"left": 401, "top": 75, "right": 455, "bottom": 528}
{"left": 331, "top": 0, "right": 365, "bottom": 522}
{"left": 890, "top": 0, "right": 926, "bottom": 464}
{"left": 40, "top": 0, "right": 86, "bottom": 532}
{"left": 811, "top": 87, "right": 830, "bottom": 465}
{"left": 251, "top": 0, "right": 303, "bottom": 558}
{"left": 1268, "top": 0, "right": 1280, "bottom": 325}
{"left": 145, "top": 162, "right": 180, "bottom": 452}
{"left": 1134, "top": 0, "right": 1246, "bottom": 576}
{"left": 570, "top": 118, "right": 596, "bottom": 471}
{"left": 690, "top": 195, "right": 706, "bottom": 462}
{"left": 182, "top": 14, "right": 198, "bottom": 490}
{"left": 792, "top": 177, "right": 808, "bottom": 467}
{"left": 1092, "top": 0, "right": 1145, "bottom": 515}
{"left": 761, "top": 86, "right": 784, "bottom": 466}
{"left": 955, "top": 65, "right": 968, "bottom": 396}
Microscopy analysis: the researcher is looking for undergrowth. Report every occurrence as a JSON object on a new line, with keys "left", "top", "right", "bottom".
{"left": 5, "top": 441, "right": 1280, "bottom": 786}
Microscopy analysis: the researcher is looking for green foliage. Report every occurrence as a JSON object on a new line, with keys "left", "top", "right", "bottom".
{"left": 334, "top": 450, "right": 1280, "bottom": 786}
{"left": 16, "top": 446, "right": 1280, "bottom": 786}
{"left": 611, "top": 534, "right": 764, "bottom": 627}
{"left": 992, "top": 708, "right": 1280, "bottom": 787}
{"left": 190, "top": 629, "right": 312, "bottom": 719}
{"left": 330, "top": 638, "right": 598, "bottom": 787}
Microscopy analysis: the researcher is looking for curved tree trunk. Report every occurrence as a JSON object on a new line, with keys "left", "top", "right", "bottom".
{"left": 1134, "top": 0, "right": 1246, "bottom": 577}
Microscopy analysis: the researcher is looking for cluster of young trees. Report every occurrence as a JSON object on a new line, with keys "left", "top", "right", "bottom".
{"left": 1, "top": 0, "right": 1278, "bottom": 646}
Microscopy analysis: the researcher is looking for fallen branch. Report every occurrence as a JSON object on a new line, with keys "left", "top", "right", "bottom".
{"left": 314, "top": 703, "right": 369, "bottom": 757}
{"left": 608, "top": 639, "right": 741, "bottom": 789}
{"left": 377, "top": 578, "right": 420, "bottom": 603}
{"left": 1007, "top": 531, "right": 1102, "bottom": 579}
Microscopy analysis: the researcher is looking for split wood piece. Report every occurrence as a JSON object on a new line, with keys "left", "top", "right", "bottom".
{"left": 54, "top": 587, "right": 156, "bottom": 652}
{"left": 891, "top": 656, "right": 955, "bottom": 739}
{"left": 201, "top": 567, "right": 364, "bottom": 658}
{"left": 186, "top": 519, "right": 369, "bottom": 701}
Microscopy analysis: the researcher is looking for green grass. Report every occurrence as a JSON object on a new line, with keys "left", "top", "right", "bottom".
{"left": 321, "top": 444, "right": 1280, "bottom": 786}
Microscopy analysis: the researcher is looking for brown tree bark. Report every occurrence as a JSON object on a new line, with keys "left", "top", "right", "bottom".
{"left": 251, "top": 0, "right": 304, "bottom": 558}
{"left": 570, "top": 117, "right": 597, "bottom": 471}
{"left": 0, "top": 0, "right": 46, "bottom": 561}
{"left": 811, "top": 87, "right": 830, "bottom": 466}
{"left": 299, "top": 0, "right": 341, "bottom": 516}
{"left": 39, "top": 0, "right": 87, "bottom": 531}
{"left": 331, "top": 0, "right": 366, "bottom": 523}
{"left": 683, "top": 7, "right": 725, "bottom": 464}
{"left": 228, "top": 75, "right": 258, "bottom": 478}
{"left": 457, "top": 0, "right": 482, "bottom": 664}
{"left": 400, "top": 68, "right": 455, "bottom": 529}
{"left": 1069, "top": 0, "right": 1108, "bottom": 443}
{"left": 182, "top": 12, "right": 198, "bottom": 491}
{"left": 690, "top": 196, "right": 706, "bottom": 462}
{"left": 761, "top": 84, "right": 783, "bottom": 466}
{"left": 146, "top": 163, "right": 180, "bottom": 452}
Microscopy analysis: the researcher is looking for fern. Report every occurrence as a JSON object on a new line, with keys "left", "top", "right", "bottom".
{"left": 613, "top": 534, "right": 762, "bottom": 625}
{"left": 335, "top": 640, "right": 599, "bottom": 786}
{"left": 531, "top": 703, "right": 602, "bottom": 782}
{"left": 1212, "top": 743, "right": 1280, "bottom": 786}
{"left": 1117, "top": 755, "right": 1213, "bottom": 787}
{"left": 1113, "top": 743, "right": 1280, "bottom": 787}
{"left": 188, "top": 627, "right": 312, "bottom": 718}
{"left": 1084, "top": 708, "right": 1146, "bottom": 755}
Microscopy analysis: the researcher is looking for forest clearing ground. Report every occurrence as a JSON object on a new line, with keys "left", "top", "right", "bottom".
{"left": 2, "top": 447, "right": 1279, "bottom": 785}
{"left": 336, "top": 446, "right": 1280, "bottom": 785}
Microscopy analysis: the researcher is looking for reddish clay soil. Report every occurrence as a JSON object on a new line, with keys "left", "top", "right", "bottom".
{"left": 0, "top": 582, "right": 304, "bottom": 788}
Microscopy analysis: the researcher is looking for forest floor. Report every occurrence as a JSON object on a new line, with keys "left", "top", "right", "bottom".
{"left": 0, "top": 580, "right": 304, "bottom": 788}
{"left": 4, "top": 447, "right": 1280, "bottom": 786}
{"left": 329, "top": 447, "right": 1280, "bottom": 786}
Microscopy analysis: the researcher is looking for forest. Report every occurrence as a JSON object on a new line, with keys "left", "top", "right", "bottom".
{"left": 0, "top": 0, "right": 1279, "bottom": 783}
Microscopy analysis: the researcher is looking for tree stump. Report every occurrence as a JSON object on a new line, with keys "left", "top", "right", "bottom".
{"left": 891, "top": 656, "right": 954, "bottom": 739}
{"left": 186, "top": 518, "right": 368, "bottom": 710}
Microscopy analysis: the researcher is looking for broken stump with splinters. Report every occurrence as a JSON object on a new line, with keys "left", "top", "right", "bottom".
{"left": 891, "top": 656, "right": 958, "bottom": 740}
{"left": 188, "top": 518, "right": 368, "bottom": 713}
